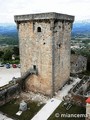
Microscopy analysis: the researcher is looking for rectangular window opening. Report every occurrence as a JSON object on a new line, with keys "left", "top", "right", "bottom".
{"left": 33, "top": 65, "right": 36, "bottom": 70}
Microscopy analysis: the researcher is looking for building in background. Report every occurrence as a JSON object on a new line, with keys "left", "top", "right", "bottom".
{"left": 71, "top": 55, "right": 87, "bottom": 73}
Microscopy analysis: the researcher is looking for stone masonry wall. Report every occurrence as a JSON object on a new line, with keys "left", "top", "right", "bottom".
{"left": 53, "top": 20, "right": 71, "bottom": 91}
{"left": 19, "top": 20, "right": 53, "bottom": 96}
{"left": 71, "top": 56, "right": 87, "bottom": 73}
{"left": 0, "top": 83, "right": 20, "bottom": 106}
{"left": 18, "top": 19, "right": 73, "bottom": 96}
{"left": 16, "top": 13, "right": 74, "bottom": 97}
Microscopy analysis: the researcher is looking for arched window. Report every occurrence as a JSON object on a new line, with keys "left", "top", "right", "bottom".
{"left": 37, "top": 27, "right": 41, "bottom": 32}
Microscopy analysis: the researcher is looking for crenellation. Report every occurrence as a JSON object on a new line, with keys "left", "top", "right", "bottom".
{"left": 14, "top": 12, "right": 74, "bottom": 22}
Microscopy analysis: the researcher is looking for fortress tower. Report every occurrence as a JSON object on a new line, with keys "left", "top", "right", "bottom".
{"left": 14, "top": 12, "right": 74, "bottom": 96}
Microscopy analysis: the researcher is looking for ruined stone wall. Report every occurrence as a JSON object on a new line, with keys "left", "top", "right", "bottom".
{"left": 0, "top": 83, "right": 20, "bottom": 106}
{"left": 71, "top": 92, "right": 87, "bottom": 106}
{"left": 71, "top": 56, "right": 87, "bottom": 73}
{"left": 53, "top": 20, "right": 71, "bottom": 91}
{"left": 18, "top": 20, "right": 53, "bottom": 96}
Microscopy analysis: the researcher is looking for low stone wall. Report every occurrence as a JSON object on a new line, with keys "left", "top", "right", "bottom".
{"left": 71, "top": 92, "right": 87, "bottom": 107}
{"left": 0, "top": 83, "right": 20, "bottom": 106}
{"left": 0, "top": 68, "right": 36, "bottom": 106}
{"left": 69, "top": 75, "right": 90, "bottom": 107}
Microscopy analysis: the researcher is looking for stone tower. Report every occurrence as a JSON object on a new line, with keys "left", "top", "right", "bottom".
{"left": 14, "top": 12, "right": 74, "bottom": 96}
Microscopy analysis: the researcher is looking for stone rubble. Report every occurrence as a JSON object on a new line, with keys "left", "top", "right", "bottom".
{"left": 20, "top": 91, "right": 50, "bottom": 104}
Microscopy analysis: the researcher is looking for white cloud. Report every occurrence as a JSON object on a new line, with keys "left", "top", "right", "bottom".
{"left": 0, "top": 0, "right": 90, "bottom": 23}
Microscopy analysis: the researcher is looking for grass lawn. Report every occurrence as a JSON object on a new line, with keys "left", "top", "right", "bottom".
{"left": 48, "top": 101, "right": 86, "bottom": 120}
{"left": 78, "top": 71, "right": 90, "bottom": 76}
{"left": 82, "top": 71, "right": 90, "bottom": 76}
{"left": 0, "top": 99, "right": 44, "bottom": 120}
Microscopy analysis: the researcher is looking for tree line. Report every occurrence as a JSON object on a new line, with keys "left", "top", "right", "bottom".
{"left": 0, "top": 46, "right": 20, "bottom": 64}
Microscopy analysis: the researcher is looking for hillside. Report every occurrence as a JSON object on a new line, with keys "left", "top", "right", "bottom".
{"left": 72, "top": 20, "right": 90, "bottom": 38}
{"left": 0, "top": 21, "right": 90, "bottom": 45}
{"left": 0, "top": 23, "right": 18, "bottom": 45}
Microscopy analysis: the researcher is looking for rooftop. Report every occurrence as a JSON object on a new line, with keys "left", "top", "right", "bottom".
{"left": 86, "top": 97, "right": 90, "bottom": 104}
{"left": 14, "top": 12, "right": 74, "bottom": 22}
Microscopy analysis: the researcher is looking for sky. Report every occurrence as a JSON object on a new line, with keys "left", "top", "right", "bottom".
{"left": 0, "top": 0, "right": 90, "bottom": 23}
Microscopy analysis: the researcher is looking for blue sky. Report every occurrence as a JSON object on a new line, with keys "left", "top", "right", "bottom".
{"left": 0, "top": 0, "right": 90, "bottom": 23}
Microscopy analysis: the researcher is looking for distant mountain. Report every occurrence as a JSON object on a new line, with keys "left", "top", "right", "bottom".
{"left": 72, "top": 20, "right": 90, "bottom": 38}
{"left": 0, "top": 23, "right": 17, "bottom": 36}
{"left": 0, "top": 20, "right": 90, "bottom": 45}
{"left": 0, "top": 23, "right": 18, "bottom": 45}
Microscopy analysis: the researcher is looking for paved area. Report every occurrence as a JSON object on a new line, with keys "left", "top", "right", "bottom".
{"left": 0, "top": 67, "right": 21, "bottom": 87}
{"left": 31, "top": 98, "right": 61, "bottom": 120}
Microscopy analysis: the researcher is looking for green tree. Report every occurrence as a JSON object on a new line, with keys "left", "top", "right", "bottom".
{"left": 13, "top": 46, "right": 19, "bottom": 56}
{"left": 0, "top": 50, "right": 4, "bottom": 57}
{"left": 2, "top": 48, "right": 13, "bottom": 61}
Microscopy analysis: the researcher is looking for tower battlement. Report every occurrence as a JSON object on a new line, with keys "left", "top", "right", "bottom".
{"left": 14, "top": 12, "right": 74, "bottom": 22}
